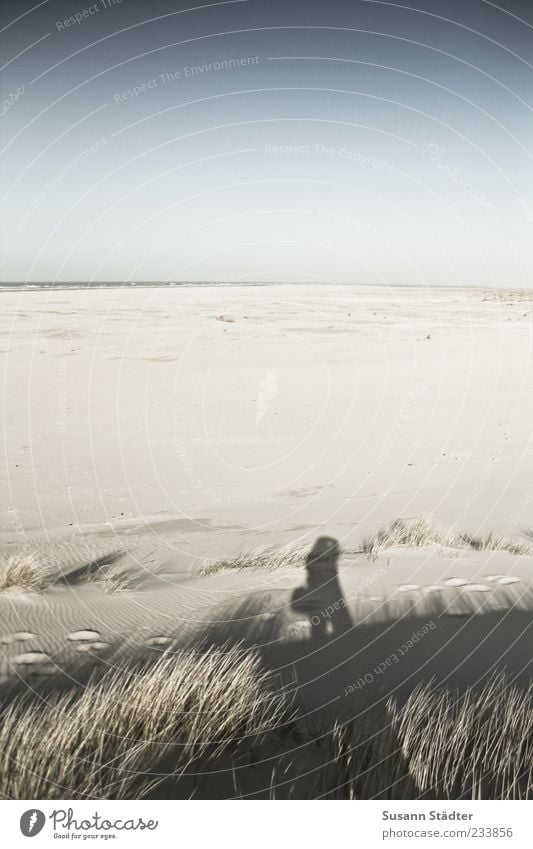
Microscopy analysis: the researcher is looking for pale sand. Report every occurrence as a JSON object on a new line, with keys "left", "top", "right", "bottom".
{"left": 0, "top": 284, "right": 532, "bottom": 714}
{"left": 1, "top": 284, "right": 532, "bottom": 564}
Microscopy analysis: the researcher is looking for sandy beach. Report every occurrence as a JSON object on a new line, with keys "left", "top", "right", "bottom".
{"left": 2, "top": 284, "right": 532, "bottom": 562}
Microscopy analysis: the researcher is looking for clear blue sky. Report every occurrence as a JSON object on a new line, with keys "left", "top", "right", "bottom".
{"left": 1, "top": 0, "right": 532, "bottom": 286}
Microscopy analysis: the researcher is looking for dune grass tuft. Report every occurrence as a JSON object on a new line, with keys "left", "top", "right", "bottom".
{"left": 361, "top": 517, "right": 458, "bottom": 560}
{"left": 310, "top": 675, "right": 533, "bottom": 799}
{"left": 0, "top": 549, "right": 156, "bottom": 595}
{"left": 200, "top": 543, "right": 308, "bottom": 576}
{"left": 362, "top": 516, "right": 533, "bottom": 560}
{"left": 459, "top": 531, "right": 533, "bottom": 557}
{"left": 388, "top": 674, "right": 533, "bottom": 799}
{"left": 0, "top": 553, "right": 55, "bottom": 592}
{"left": 0, "top": 645, "right": 289, "bottom": 800}
{"left": 0, "top": 645, "right": 530, "bottom": 799}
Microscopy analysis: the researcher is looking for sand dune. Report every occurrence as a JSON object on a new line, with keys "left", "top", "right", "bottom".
{"left": 0, "top": 525, "right": 531, "bottom": 798}
{"left": 1, "top": 522, "right": 531, "bottom": 709}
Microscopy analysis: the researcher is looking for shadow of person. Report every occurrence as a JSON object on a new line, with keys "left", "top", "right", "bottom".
{"left": 291, "top": 536, "right": 353, "bottom": 640}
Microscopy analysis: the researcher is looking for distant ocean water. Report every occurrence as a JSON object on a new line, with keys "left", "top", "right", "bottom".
{"left": 0, "top": 280, "right": 329, "bottom": 292}
{"left": 0, "top": 281, "right": 505, "bottom": 291}
{"left": 0, "top": 281, "right": 288, "bottom": 290}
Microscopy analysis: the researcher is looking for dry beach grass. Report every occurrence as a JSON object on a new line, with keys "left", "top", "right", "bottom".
{"left": 0, "top": 647, "right": 531, "bottom": 799}
{"left": 6, "top": 515, "right": 528, "bottom": 593}
{"left": 388, "top": 675, "right": 533, "bottom": 800}
{"left": 362, "top": 517, "right": 533, "bottom": 560}
{"left": 1, "top": 514, "right": 532, "bottom": 799}
{"left": 0, "top": 549, "right": 157, "bottom": 594}
{"left": 314, "top": 676, "right": 533, "bottom": 800}
{"left": 0, "top": 553, "right": 55, "bottom": 593}
{"left": 0, "top": 646, "right": 288, "bottom": 799}
{"left": 200, "top": 542, "right": 308, "bottom": 576}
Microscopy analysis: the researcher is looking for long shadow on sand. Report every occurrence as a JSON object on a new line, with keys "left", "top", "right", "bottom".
{"left": 202, "top": 536, "right": 533, "bottom": 725}
{"left": 2, "top": 536, "right": 531, "bottom": 724}
{"left": 290, "top": 536, "right": 353, "bottom": 639}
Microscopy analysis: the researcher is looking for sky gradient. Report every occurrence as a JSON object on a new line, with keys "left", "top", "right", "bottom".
{"left": 1, "top": 0, "right": 532, "bottom": 286}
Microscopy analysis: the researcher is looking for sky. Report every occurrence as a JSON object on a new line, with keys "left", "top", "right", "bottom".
{"left": 0, "top": 0, "right": 532, "bottom": 286}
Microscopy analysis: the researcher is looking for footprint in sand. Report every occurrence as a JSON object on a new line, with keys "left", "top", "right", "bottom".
{"left": 1, "top": 631, "right": 37, "bottom": 644}
{"left": 445, "top": 578, "right": 491, "bottom": 592}
{"left": 76, "top": 642, "right": 110, "bottom": 653}
{"left": 460, "top": 584, "right": 491, "bottom": 593}
{"left": 486, "top": 575, "right": 521, "bottom": 585}
{"left": 14, "top": 652, "right": 51, "bottom": 666}
{"left": 13, "top": 652, "right": 55, "bottom": 676}
{"left": 67, "top": 630, "right": 101, "bottom": 642}
{"left": 145, "top": 636, "right": 173, "bottom": 648}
